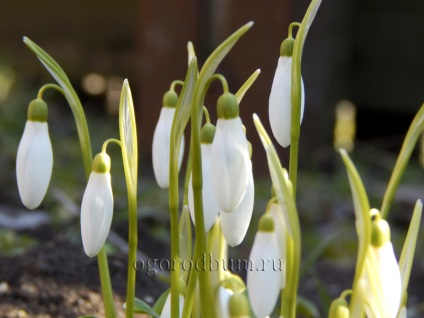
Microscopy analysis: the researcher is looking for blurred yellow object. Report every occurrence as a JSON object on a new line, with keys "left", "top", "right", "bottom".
{"left": 334, "top": 100, "right": 356, "bottom": 152}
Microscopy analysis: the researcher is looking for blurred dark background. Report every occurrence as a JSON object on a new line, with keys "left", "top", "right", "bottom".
{"left": 1, "top": 0, "right": 423, "bottom": 172}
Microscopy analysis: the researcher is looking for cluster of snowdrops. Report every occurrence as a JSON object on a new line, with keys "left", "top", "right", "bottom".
{"left": 14, "top": 0, "right": 423, "bottom": 317}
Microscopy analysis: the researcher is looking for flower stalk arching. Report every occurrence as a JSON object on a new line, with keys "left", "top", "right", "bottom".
{"left": 23, "top": 37, "right": 116, "bottom": 317}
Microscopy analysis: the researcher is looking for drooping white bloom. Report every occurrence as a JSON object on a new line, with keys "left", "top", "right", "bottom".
{"left": 247, "top": 215, "right": 282, "bottom": 318}
{"left": 364, "top": 215, "right": 401, "bottom": 318}
{"left": 216, "top": 285, "right": 233, "bottom": 318}
{"left": 371, "top": 242, "right": 401, "bottom": 318}
{"left": 269, "top": 55, "right": 305, "bottom": 148}
{"left": 211, "top": 116, "right": 250, "bottom": 212}
{"left": 81, "top": 153, "right": 114, "bottom": 257}
{"left": 16, "top": 99, "right": 53, "bottom": 210}
{"left": 152, "top": 106, "right": 184, "bottom": 189}
{"left": 188, "top": 143, "right": 220, "bottom": 232}
{"left": 220, "top": 162, "right": 254, "bottom": 247}
{"left": 160, "top": 293, "right": 184, "bottom": 318}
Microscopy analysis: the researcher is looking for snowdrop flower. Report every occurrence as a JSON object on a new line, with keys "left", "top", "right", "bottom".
{"left": 16, "top": 99, "right": 53, "bottom": 210}
{"left": 269, "top": 37, "right": 305, "bottom": 148}
{"left": 152, "top": 90, "right": 184, "bottom": 189}
{"left": 81, "top": 152, "right": 114, "bottom": 257}
{"left": 364, "top": 213, "right": 401, "bottom": 318}
{"left": 220, "top": 161, "right": 254, "bottom": 246}
{"left": 188, "top": 123, "right": 220, "bottom": 232}
{"left": 247, "top": 214, "right": 282, "bottom": 318}
{"left": 211, "top": 93, "right": 250, "bottom": 212}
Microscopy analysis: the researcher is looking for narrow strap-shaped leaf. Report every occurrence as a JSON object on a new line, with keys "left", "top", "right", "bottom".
{"left": 23, "top": 36, "right": 93, "bottom": 177}
{"left": 235, "top": 69, "right": 261, "bottom": 105}
{"left": 398, "top": 200, "right": 422, "bottom": 308}
{"left": 125, "top": 298, "right": 160, "bottom": 318}
{"left": 340, "top": 149, "right": 371, "bottom": 318}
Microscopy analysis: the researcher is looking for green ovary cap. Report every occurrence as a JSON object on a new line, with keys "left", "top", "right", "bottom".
{"left": 27, "top": 99, "right": 48, "bottom": 122}
{"left": 258, "top": 214, "right": 275, "bottom": 233}
{"left": 228, "top": 292, "right": 250, "bottom": 318}
{"left": 371, "top": 216, "right": 391, "bottom": 248}
{"left": 280, "top": 37, "right": 295, "bottom": 57}
{"left": 329, "top": 298, "right": 350, "bottom": 318}
{"left": 162, "top": 90, "right": 178, "bottom": 108}
{"left": 92, "top": 152, "right": 111, "bottom": 174}
{"left": 201, "top": 123, "right": 216, "bottom": 143}
{"left": 217, "top": 93, "right": 239, "bottom": 119}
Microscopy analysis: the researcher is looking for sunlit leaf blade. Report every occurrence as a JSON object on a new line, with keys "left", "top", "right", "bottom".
{"left": 294, "top": 0, "right": 322, "bottom": 59}
{"left": 192, "top": 21, "right": 254, "bottom": 123}
{"left": 119, "top": 79, "right": 138, "bottom": 187}
{"left": 23, "top": 36, "right": 92, "bottom": 177}
{"left": 235, "top": 69, "right": 261, "bottom": 105}
{"left": 125, "top": 298, "right": 160, "bottom": 317}
{"left": 398, "top": 200, "right": 422, "bottom": 307}
{"left": 187, "top": 41, "right": 196, "bottom": 66}
{"left": 253, "top": 114, "right": 297, "bottom": 236}
{"left": 340, "top": 149, "right": 371, "bottom": 317}
{"left": 23, "top": 37, "right": 69, "bottom": 85}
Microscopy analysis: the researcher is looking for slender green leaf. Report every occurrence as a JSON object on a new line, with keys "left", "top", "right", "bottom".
{"left": 125, "top": 298, "right": 160, "bottom": 317}
{"left": 340, "top": 149, "right": 371, "bottom": 318}
{"left": 235, "top": 69, "right": 261, "bottom": 105}
{"left": 398, "top": 200, "right": 422, "bottom": 308}
{"left": 23, "top": 36, "right": 93, "bottom": 176}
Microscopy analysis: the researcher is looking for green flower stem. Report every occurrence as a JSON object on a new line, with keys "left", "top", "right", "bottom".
{"left": 25, "top": 37, "right": 116, "bottom": 316}
{"left": 380, "top": 103, "right": 424, "bottom": 219}
{"left": 189, "top": 97, "right": 212, "bottom": 318}
{"left": 181, "top": 242, "right": 199, "bottom": 318}
{"left": 125, "top": 187, "right": 138, "bottom": 318}
{"left": 289, "top": 0, "right": 322, "bottom": 197}
{"left": 288, "top": 22, "right": 301, "bottom": 38}
{"left": 281, "top": 235, "right": 299, "bottom": 318}
{"left": 118, "top": 81, "right": 138, "bottom": 318}
{"left": 37, "top": 84, "right": 64, "bottom": 99}
{"left": 97, "top": 248, "right": 116, "bottom": 317}
{"left": 101, "top": 139, "right": 122, "bottom": 153}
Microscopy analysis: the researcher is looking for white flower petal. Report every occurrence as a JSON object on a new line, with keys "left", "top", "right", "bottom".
{"left": 247, "top": 231, "right": 282, "bottom": 318}
{"left": 152, "top": 107, "right": 184, "bottom": 189}
{"left": 269, "top": 56, "right": 305, "bottom": 148}
{"left": 16, "top": 121, "right": 53, "bottom": 210}
{"left": 211, "top": 117, "right": 250, "bottom": 212}
{"left": 374, "top": 242, "right": 402, "bottom": 318}
{"left": 81, "top": 172, "right": 114, "bottom": 257}
{"left": 160, "top": 293, "right": 184, "bottom": 318}
{"left": 220, "top": 165, "right": 254, "bottom": 247}
{"left": 216, "top": 286, "right": 232, "bottom": 318}
{"left": 188, "top": 144, "right": 220, "bottom": 232}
